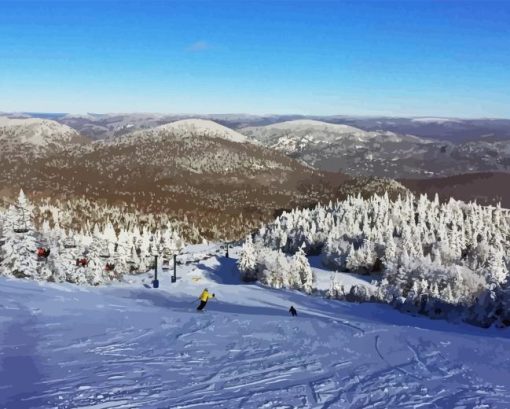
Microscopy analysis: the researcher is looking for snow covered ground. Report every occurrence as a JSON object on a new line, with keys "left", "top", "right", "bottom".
{"left": 308, "top": 256, "right": 376, "bottom": 294}
{"left": 1, "top": 245, "right": 510, "bottom": 409}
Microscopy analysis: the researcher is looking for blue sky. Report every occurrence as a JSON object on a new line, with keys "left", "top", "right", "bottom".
{"left": 0, "top": 0, "right": 509, "bottom": 117}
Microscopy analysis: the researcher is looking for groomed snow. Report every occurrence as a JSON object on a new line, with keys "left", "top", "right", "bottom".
{"left": 309, "top": 256, "right": 376, "bottom": 294}
{"left": 1, "top": 244, "right": 509, "bottom": 408}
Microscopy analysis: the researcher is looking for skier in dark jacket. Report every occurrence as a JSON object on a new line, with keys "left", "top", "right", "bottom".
{"left": 289, "top": 305, "right": 297, "bottom": 316}
{"left": 197, "top": 288, "right": 215, "bottom": 311}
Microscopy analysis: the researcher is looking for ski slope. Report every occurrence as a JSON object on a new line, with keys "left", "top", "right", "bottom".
{"left": 1, "top": 245, "right": 510, "bottom": 409}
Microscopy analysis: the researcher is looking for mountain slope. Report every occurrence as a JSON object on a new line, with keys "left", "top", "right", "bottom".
{"left": 13, "top": 112, "right": 510, "bottom": 143}
{"left": 241, "top": 119, "right": 440, "bottom": 177}
{"left": 149, "top": 118, "right": 253, "bottom": 144}
{"left": 1, "top": 245, "right": 509, "bottom": 408}
{"left": 0, "top": 120, "right": 350, "bottom": 239}
{"left": 55, "top": 113, "right": 265, "bottom": 141}
{"left": 242, "top": 119, "right": 377, "bottom": 148}
{"left": 339, "top": 116, "right": 510, "bottom": 143}
{"left": 242, "top": 119, "right": 510, "bottom": 179}
{"left": 0, "top": 117, "right": 89, "bottom": 155}
{"left": 401, "top": 172, "right": 510, "bottom": 207}
{"left": 56, "top": 112, "right": 174, "bottom": 140}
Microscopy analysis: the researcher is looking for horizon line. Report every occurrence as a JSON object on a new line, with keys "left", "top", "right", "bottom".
{"left": 1, "top": 111, "right": 509, "bottom": 121}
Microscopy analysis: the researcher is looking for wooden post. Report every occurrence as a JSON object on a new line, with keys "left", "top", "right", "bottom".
{"left": 226, "top": 243, "right": 229, "bottom": 258}
{"left": 153, "top": 255, "right": 159, "bottom": 288}
{"left": 172, "top": 254, "right": 177, "bottom": 283}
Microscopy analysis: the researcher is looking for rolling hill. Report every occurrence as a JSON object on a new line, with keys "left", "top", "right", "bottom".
{"left": 0, "top": 119, "right": 351, "bottom": 239}
{"left": 241, "top": 119, "right": 510, "bottom": 179}
{"left": 2, "top": 115, "right": 510, "bottom": 233}
{"left": 24, "top": 112, "right": 510, "bottom": 144}
{"left": 0, "top": 116, "right": 89, "bottom": 155}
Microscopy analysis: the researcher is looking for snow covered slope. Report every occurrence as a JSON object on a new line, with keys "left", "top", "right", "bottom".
{"left": 150, "top": 119, "right": 253, "bottom": 144}
{"left": 1, "top": 244, "right": 509, "bottom": 409}
{"left": 240, "top": 120, "right": 443, "bottom": 178}
{"left": 0, "top": 117, "right": 87, "bottom": 154}
{"left": 260, "top": 119, "right": 367, "bottom": 134}
{"left": 241, "top": 119, "right": 378, "bottom": 150}
{"left": 242, "top": 118, "right": 510, "bottom": 179}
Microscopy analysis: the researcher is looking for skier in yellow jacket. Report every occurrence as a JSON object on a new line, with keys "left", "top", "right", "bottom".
{"left": 197, "top": 288, "right": 215, "bottom": 311}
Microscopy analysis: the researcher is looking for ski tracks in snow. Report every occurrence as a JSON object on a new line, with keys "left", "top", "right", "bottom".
{"left": 2, "top": 268, "right": 510, "bottom": 409}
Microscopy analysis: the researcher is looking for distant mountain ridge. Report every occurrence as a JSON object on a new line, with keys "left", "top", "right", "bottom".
{"left": 0, "top": 113, "right": 509, "bottom": 213}
{"left": 10, "top": 112, "right": 509, "bottom": 143}
{"left": 0, "top": 117, "right": 352, "bottom": 239}
{"left": 3, "top": 113, "right": 510, "bottom": 180}
{"left": 242, "top": 119, "right": 510, "bottom": 179}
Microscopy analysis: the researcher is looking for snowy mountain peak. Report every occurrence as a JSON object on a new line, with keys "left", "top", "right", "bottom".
{"left": 240, "top": 119, "right": 377, "bottom": 158}
{"left": 152, "top": 118, "right": 253, "bottom": 144}
{"left": 0, "top": 117, "right": 87, "bottom": 151}
{"left": 263, "top": 119, "right": 368, "bottom": 134}
{"left": 61, "top": 113, "right": 98, "bottom": 120}
{"left": 241, "top": 119, "right": 449, "bottom": 177}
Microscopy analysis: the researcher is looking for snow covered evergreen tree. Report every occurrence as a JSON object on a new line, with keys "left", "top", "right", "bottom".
{"left": 0, "top": 191, "right": 51, "bottom": 280}
{"left": 292, "top": 245, "right": 315, "bottom": 293}
{"left": 0, "top": 190, "right": 188, "bottom": 286}
{"left": 251, "top": 191, "right": 510, "bottom": 326}
{"left": 238, "top": 235, "right": 257, "bottom": 282}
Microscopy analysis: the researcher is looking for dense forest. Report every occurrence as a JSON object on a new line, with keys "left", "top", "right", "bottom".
{"left": 238, "top": 193, "right": 510, "bottom": 327}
